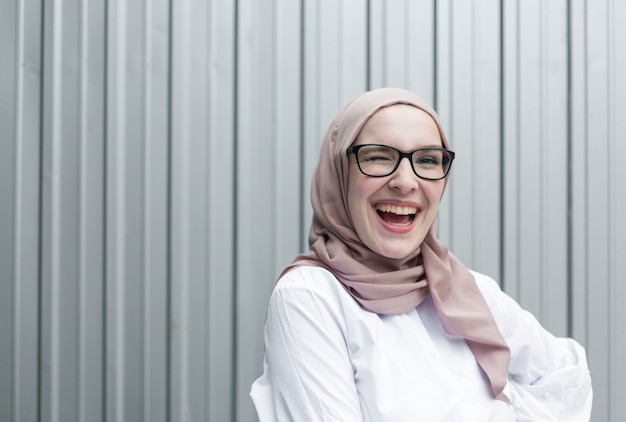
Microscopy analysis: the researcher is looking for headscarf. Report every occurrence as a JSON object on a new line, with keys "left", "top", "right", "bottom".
{"left": 281, "top": 87, "right": 510, "bottom": 401}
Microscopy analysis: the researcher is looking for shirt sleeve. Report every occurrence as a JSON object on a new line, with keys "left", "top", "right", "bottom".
{"left": 474, "top": 272, "right": 593, "bottom": 422}
{"left": 250, "top": 267, "right": 364, "bottom": 422}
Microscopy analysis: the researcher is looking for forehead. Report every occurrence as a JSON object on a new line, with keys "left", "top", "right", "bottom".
{"left": 353, "top": 104, "right": 442, "bottom": 146}
{"left": 366, "top": 104, "right": 432, "bottom": 123}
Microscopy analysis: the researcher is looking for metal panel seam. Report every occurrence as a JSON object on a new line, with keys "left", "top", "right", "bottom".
{"left": 165, "top": 1, "right": 173, "bottom": 421}
{"left": 232, "top": 0, "right": 240, "bottom": 419}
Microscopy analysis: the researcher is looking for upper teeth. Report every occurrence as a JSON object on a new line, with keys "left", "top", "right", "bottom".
{"left": 376, "top": 204, "right": 417, "bottom": 215}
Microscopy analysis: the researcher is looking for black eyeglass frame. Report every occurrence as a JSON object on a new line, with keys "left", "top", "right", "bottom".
{"left": 346, "top": 144, "right": 456, "bottom": 180}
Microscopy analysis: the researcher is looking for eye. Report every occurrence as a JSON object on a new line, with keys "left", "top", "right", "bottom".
{"left": 365, "top": 154, "right": 394, "bottom": 163}
{"left": 359, "top": 146, "right": 396, "bottom": 163}
{"left": 417, "top": 156, "right": 438, "bottom": 164}
{"left": 414, "top": 153, "right": 442, "bottom": 167}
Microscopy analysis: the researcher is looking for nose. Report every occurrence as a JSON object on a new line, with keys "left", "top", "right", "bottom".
{"left": 388, "top": 157, "right": 419, "bottom": 192}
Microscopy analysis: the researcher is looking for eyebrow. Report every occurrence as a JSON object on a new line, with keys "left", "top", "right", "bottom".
{"left": 366, "top": 141, "right": 445, "bottom": 149}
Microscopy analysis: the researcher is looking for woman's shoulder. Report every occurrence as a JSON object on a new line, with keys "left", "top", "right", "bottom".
{"left": 273, "top": 265, "right": 352, "bottom": 306}
{"left": 269, "top": 266, "right": 365, "bottom": 334}
{"left": 277, "top": 265, "right": 339, "bottom": 289}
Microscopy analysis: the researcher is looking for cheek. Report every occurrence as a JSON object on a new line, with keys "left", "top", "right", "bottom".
{"left": 346, "top": 176, "right": 380, "bottom": 228}
{"left": 422, "top": 184, "right": 445, "bottom": 217}
{"left": 346, "top": 181, "right": 368, "bottom": 225}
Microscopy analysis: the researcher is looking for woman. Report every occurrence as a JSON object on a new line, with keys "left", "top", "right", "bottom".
{"left": 250, "top": 88, "right": 592, "bottom": 421}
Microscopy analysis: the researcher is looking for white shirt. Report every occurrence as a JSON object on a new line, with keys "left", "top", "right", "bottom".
{"left": 251, "top": 266, "right": 592, "bottom": 421}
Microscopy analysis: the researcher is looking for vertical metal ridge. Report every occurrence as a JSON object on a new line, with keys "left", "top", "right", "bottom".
{"left": 470, "top": 1, "right": 477, "bottom": 266}
{"left": 12, "top": 1, "right": 22, "bottom": 415}
{"left": 11, "top": 0, "right": 20, "bottom": 416}
{"left": 231, "top": 0, "right": 240, "bottom": 419}
{"left": 165, "top": 0, "right": 173, "bottom": 420}
{"left": 48, "top": 2, "right": 64, "bottom": 420}
{"left": 298, "top": 0, "right": 306, "bottom": 254}
{"left": 514, "top": 0, "right": 521, "bottom": 301}
{"left": 78, "top": 1, "right": 88, "bottom": 419}
{"left": 37, "top": 1, "right": 46, "bottom": 420}
{"left": 433, "top": 0, "right": 438, "bottom": 111}
{"left": 538, "top": 0, "right": 545, "bottom": 323}
{"left": 581, "top": 0, "right": 590, "bottom": 353}
{"left": 136, "top": 4, "right": 149, "bottom": 413}
{"left": 365, "top": 0, "right": 371, "bottom": 89}
{"left": 102, "top": 0, "right": 109, "bottom": 420}
{"left": 606, "top": 1, "right": 614, "bottom": 415}
{"left": 10, "top": 2, "right": 27, "bottom": 420}
{"left": 565, "top": 0, "right": 574, "bottom": 339}
{"left": 498, "top": 0, "right": 505, "bottom": 288}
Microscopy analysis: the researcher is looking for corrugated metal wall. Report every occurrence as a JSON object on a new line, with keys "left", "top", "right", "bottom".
{"left": 1, "top": 1, "right": 624, "bottom": 421}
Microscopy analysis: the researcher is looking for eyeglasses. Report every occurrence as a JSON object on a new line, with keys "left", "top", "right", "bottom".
{"left": 346, "top": 144, "right": 455, "bottom": 180}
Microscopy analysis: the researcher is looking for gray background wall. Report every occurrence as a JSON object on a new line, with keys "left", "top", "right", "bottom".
{"left": 1, "top": 0, "right": 624, "bottom": 421}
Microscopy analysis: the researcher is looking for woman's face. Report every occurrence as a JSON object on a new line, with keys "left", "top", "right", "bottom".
{"left": 347, "top": 105, "right": 446, "bottom": 260}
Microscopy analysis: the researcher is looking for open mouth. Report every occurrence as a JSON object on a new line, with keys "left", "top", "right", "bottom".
{"left": 375, "top": 203, "right": 417, "bottom": 226}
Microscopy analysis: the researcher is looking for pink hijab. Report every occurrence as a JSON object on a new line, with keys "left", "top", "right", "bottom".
{"left": 282, "top": 87, "right": 510, "bottom": 401}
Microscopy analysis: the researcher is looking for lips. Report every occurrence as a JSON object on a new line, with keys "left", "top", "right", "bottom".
{"left": 375, "top": 203, "right": 418, "bottom": 226}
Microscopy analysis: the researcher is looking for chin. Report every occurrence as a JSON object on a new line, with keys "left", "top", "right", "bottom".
{"left": 374, "top": 241, "right": 421, "bottom": 260}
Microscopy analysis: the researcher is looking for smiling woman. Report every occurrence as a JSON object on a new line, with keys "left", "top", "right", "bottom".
{"left": 250, "top": 88, "right": 593, "bottom": 422}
